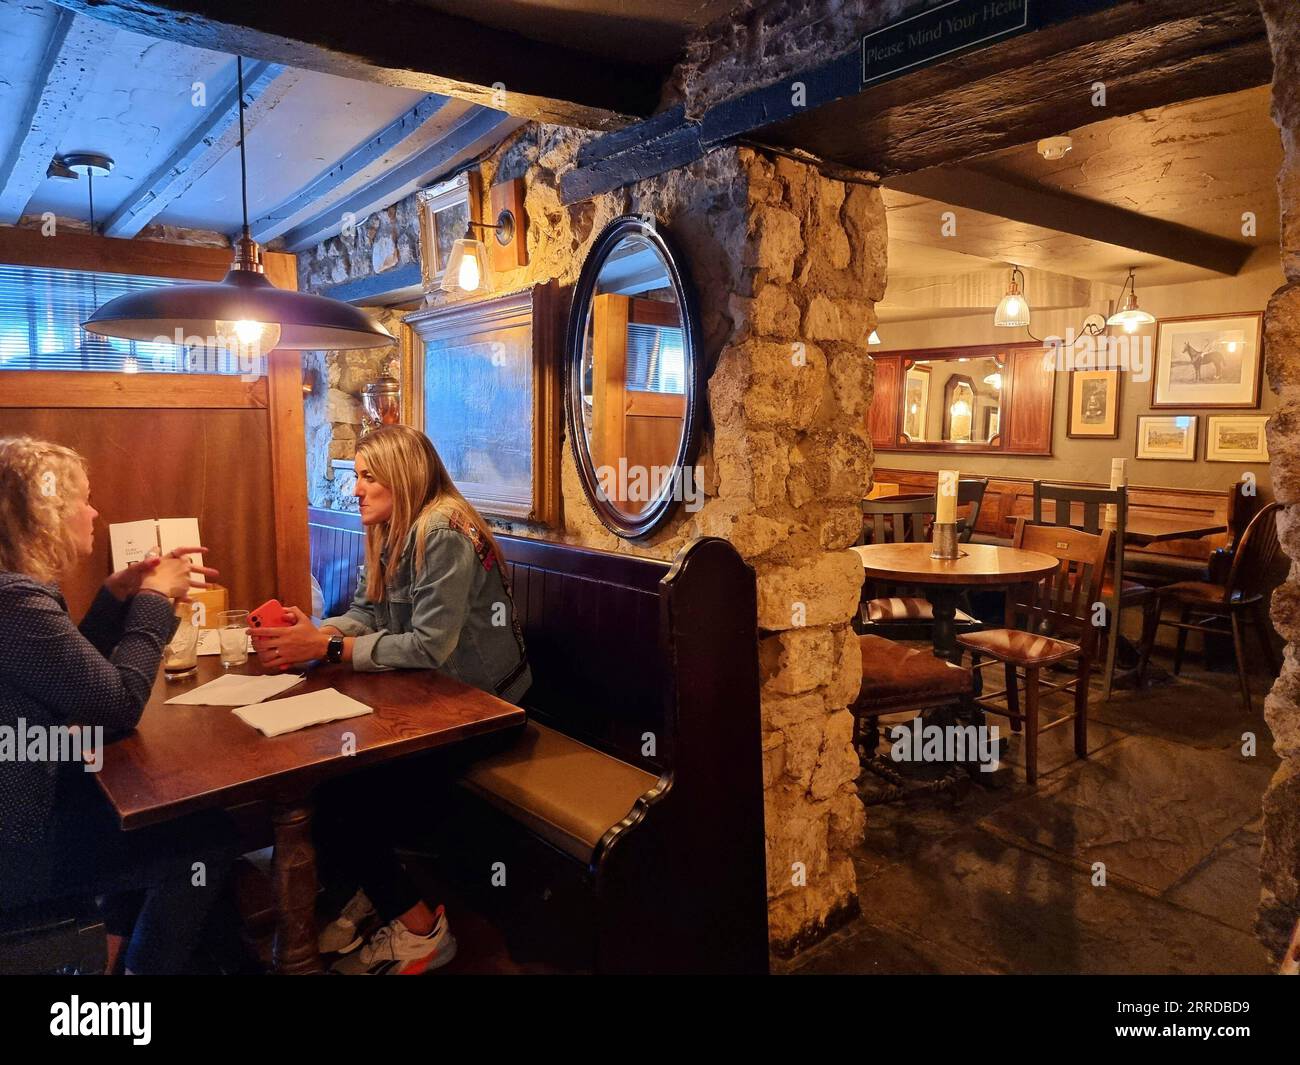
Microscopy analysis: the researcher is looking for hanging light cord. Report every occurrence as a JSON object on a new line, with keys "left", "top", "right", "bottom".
{"left": 237, "top": 56, "right": 250, "bottom": 236}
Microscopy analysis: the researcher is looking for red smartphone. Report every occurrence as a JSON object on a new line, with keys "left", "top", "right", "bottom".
{"left": 248, "top": 598, "right": 294, "bottom": 630}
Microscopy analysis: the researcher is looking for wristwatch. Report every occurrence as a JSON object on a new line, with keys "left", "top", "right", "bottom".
{"left": 325, "top": 634, "right": 345, "bottom": 664}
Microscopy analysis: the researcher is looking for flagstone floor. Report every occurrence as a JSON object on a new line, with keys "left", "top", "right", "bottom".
{"left": 786, "top": 649, "right": 1279, "bottom": 975}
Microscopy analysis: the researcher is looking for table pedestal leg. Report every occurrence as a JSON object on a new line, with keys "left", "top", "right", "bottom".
{"left": 271, "top": 798, "right": 323, "bottom": 975}
{"left": 927, "top": 588, "right": 962, "bottom": 664}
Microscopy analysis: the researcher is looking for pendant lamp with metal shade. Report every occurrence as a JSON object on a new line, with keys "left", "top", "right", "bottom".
{"left": 84, "top": 58, "right": 394, "bottom": 354}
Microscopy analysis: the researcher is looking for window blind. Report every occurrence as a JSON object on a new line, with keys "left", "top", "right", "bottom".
{"left": 0, "top": 264, "right": 265, "bottom": 376}
{"left": 625, "top": 323, "right": 685, "bottom": 394}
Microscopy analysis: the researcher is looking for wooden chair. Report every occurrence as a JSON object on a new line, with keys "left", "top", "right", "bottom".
{"left": 1138, "top": 502, "right": 1283, "bottom": 713}
{"left": 1207, "top": 479, "right": 1263, "bottom": 585}
{"left": 849, "top": 632, "right": 975, "bottom": 802}
{"left": 1032, "top": 480, "right": 1155, "bottom": 700}
{"left": 956, "top": 523, "right": 1112, "bottom": 784}
{"left": 856, "top": 482, "right": 987, "bottom": 637}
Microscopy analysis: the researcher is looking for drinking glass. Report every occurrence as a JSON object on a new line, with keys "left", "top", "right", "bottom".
{"left": 218, "top": 610, "right": 249, "bottom": 669}
{"left": 164, "top": 616, "right": 200, "bottom": 680}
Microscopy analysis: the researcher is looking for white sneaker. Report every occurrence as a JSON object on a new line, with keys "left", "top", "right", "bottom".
{"left": 318, "top": 889, "right": 376, "bottom": 955}
{"left": 330, "top": 906, "right": 458, "bottom": 976}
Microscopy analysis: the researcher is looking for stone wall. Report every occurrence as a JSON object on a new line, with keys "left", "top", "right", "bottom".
{"left": 1258, "top": 0, "right": 1300, "bottom": 964}
{"left": 296, "top": 124, "right": 888, "bottom": 954}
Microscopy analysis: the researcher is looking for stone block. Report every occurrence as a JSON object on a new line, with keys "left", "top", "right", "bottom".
{"left": 756, "top": 550, "right": 863, "bottom": 631}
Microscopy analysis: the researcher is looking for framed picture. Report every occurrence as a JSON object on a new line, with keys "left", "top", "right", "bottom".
{"left": 1204, "top": 414, "right": 1269, "bottom": 463}
{"left": 1067, "top": 368, "right": 1121, "bottom": 438}
{"left": 402, "top": 284, "right": 563, "bottom": 524}
{"left": 1151, "top": 312, "right": 1263, "bottom": 409}
{"left": 417, "top": 171, "right": 481, "bottom": 292}
{"left": 1135, "top": 415, "right": 1197, "bottom": 461}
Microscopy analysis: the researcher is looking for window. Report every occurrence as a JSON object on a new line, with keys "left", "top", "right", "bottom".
{"left": 625, "top": 322, "right": 685, "bottom": 394}
{"left": 0, "top": 264, "right": 265, "bottom": 376}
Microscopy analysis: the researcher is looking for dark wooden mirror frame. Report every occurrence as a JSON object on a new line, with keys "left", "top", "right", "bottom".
{"left": 868, "top": 342, "right": 1055, "bottom": 456}
{"left": 565, "top": 215, "right": 705, "bottom": 539}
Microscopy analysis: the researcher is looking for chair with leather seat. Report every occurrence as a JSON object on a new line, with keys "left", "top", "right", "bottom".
{"left": 856, "top": 480, "right": 988, "bottom": 638}
{"left": 1032, "top": 480, "right": 1155, "bottom": 700}
{"left": 957, "top": 522, "right": 1111, "bottom": 785}
{"left": 849, "top": 632, "right": 975, "bottom": 801}
{"left": 1138, "top": 501, "right": 1282, "bottom": 712}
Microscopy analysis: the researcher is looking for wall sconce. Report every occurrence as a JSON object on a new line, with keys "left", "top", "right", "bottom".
{"left": 868, "top": 329, "right": 882, "bottom": 345}
{"left": 441, "top": 177, "right": 528, "bottom": 294}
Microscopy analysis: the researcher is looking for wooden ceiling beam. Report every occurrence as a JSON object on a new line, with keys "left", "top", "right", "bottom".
{"left": 562, "top": 0, "right": 1269, "bottom": 203}
{"left": 50, "top": 0, "right": 654, "bottom": 129}
{"left": 886, "top": 167, "right": 1254, "bottom": 276}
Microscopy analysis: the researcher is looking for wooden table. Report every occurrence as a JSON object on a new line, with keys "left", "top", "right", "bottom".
{"left": 96, "top": 656, "right": 526, "bottom": 974}
{"left": 852, "top": 542, "right": 1060, "bottom": 662}
{"left": 1012, "top": 513, "right": 1226, "bottom": 547}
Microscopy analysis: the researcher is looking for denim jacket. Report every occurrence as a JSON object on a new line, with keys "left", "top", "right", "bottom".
{"left": 321, "top": 513, "right": 531, "bottom": 705}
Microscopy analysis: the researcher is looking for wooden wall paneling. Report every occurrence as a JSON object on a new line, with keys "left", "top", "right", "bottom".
{"left": 867, "top": 354, "right": 902, "bottom": 449}
{"left": 0, "top": 227, "right": 232, "bottom": 280}
{"left": 874, "top": 466, "right": 1233, "bottom": 559}
{"left": 0, "top": 406, "right": 277, "bottom": 620}
{"left": 529, "top": 281, "right": 564, "bottom": 527}
{"left": 307, "top": 506, "right": 365, "bottom": 618}
{"left": 0, "top": 370, "right": 267, "bottom": 409}
{"left": 1003, "top": 347, "right": 1055, "bottom": 455}
{"left": 266, "top": 349, "right": 313, "bottom": 613}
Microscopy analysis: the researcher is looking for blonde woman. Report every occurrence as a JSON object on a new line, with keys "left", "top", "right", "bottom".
{"left": 251, "top": 424, "right": 530, "bottom": 974}
{"left": 0, "top": 436, "right": 232, "bottom": 974}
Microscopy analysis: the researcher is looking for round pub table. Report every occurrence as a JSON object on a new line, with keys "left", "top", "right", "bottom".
{"left": 851, "top": 541, "right": 1060, "bottom": 663}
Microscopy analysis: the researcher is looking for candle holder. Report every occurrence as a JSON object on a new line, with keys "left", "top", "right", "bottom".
{"left": 930, "top": 522, "right": 959, "bottom": 560}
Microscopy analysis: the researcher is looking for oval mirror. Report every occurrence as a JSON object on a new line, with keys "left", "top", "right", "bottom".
{"left": 566, "top": 216, "right": 703, "bottom": 538}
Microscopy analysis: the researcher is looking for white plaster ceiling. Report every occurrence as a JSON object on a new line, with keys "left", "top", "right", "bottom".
{"left": 0, "top": 0, "right": 518, "bottom": 248}
{"left": 883, "top": 86, "right": 1281, "bottom": 295}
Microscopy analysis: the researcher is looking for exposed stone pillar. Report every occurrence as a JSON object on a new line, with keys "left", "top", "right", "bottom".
{"left": 705, "top": 149, "right": 885, "bottom": 955}
{"left": 1258, "top": 0, "right": 1300, "bottom": 963}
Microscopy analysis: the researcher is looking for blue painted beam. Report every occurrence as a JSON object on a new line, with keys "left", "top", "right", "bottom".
{"left": 279, "top": 106, "right": 524, "bottom": 253}
{"left": 251, "top": 93, "right": 451, "bottom": 244}
{"left": 315, "top": 261, "right": 423, "bottom": 305}
{"left": 0, "top": 11, "right": 115, "bottom": 223}
{"left": 101, "top": 59, "right": 294, "bottom": 238}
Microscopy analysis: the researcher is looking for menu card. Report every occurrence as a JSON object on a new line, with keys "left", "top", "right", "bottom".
{"left": 936, "top": 470, "right": 959, "bottom": 524}
{"left": 109, "top": 517, "right": 206, "bottom": 583}
{"left": 1107, "top": 458, "right": 1126, "bottom": 524}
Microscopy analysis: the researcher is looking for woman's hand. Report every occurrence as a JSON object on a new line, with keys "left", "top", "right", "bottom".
{"left": 139, "top": 557, "right": 198, "bottom": 601}
{"left": 248, "top": 606, "right": 327, "bottom": 670}
{"left": 108, "top": 546, "right": 218, "bottom": 603}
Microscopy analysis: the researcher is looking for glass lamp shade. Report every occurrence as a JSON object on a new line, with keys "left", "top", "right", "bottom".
{"left": 867, "top": 329, "right": 882, "bottom": 345}
{"left": 994, "top": 282, "right": 1030, "bottom": 328}
{"left": 441, "top": 238, "right": 493, "bottom": 294}
{"left": 1106, "top": 293, "right": 1156, "bottom": 334}
{"left": 84, "top": 267, "right": 394, "bottom": 351}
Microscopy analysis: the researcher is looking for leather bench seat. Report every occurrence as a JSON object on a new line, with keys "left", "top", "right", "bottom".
{"left": 853, "top": 633, "right": 971, "bottom": 714}
{"left": 457, "top": 721, "right": 660, "bottom": 864}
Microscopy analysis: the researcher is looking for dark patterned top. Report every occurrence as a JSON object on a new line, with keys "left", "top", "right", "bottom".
{"left": 0, "top": 572, "right": 176, "bottom": 867}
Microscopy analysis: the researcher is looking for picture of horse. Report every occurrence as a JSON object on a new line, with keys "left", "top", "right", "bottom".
{"left": 1167, "top": 328, "right": 1245, "bottom": 385}
{"left": 1153, "top": 313, "right": 1262, "bottom": 409}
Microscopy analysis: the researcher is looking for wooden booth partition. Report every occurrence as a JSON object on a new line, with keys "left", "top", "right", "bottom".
{"left": 0, "top": 230, "right": 310, "bottom": 618}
